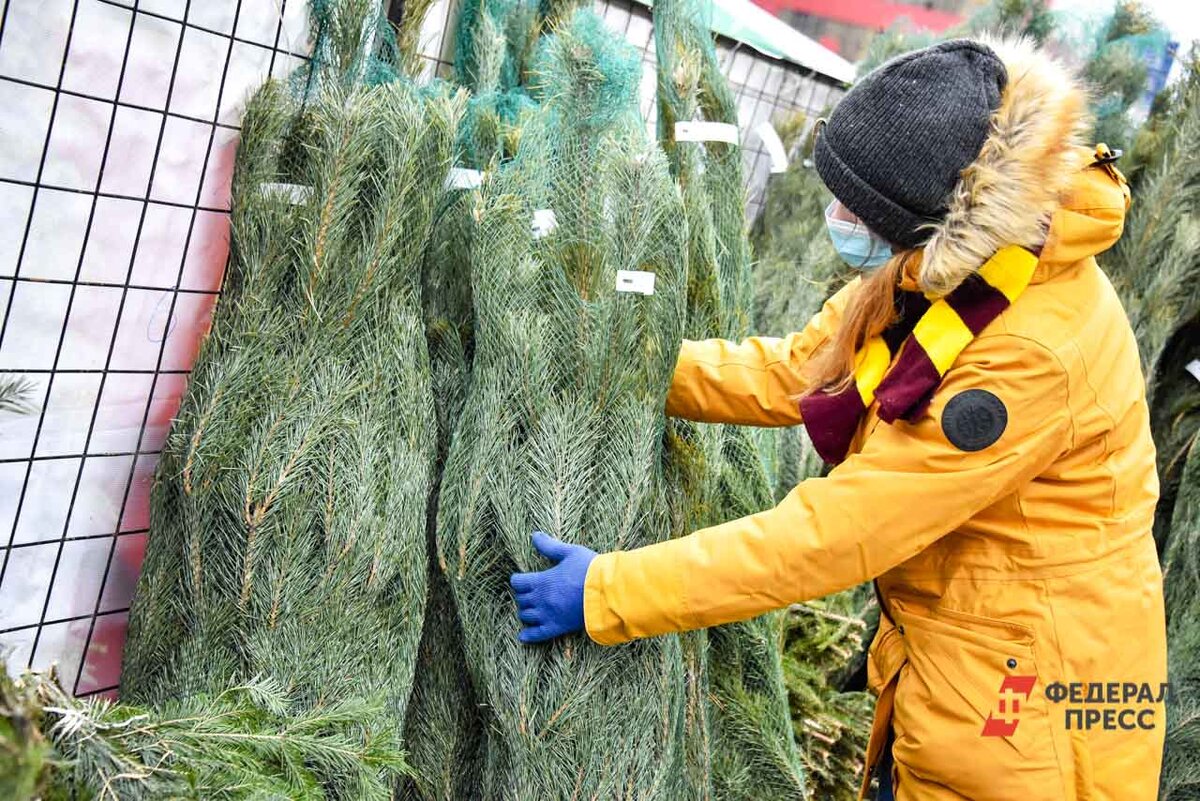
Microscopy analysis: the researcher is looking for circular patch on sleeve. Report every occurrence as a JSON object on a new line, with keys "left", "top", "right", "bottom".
{"left": 941, "top": 389, "right": 1008, "bottom": 451}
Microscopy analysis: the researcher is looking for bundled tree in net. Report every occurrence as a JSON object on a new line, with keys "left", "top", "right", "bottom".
{"left": 1162, "top": 432, "right": 1200, "bottom": 801}
{"left": 4, "top": 0, "right": 466, "bottom": 792}
{"left": 1076, "top": 2, "right": 1168, "bottom": 149}
{"left": 434, "top": 10, "right": 693, "bottom": 798}
{"left": 401, "top": 1, "right": 554, "bottom": 796}
{"left": 747, "top": 113, "right": 839, "bottom": 502}
{"left": 652, "top": 0, "right": 805, "bottom": 796}
{"left": 959, "top": 0, "right": 1056, "bottom": 44}
{"left": 67, "top": 1, "right": 458, "bottom": 795}
{"left": 745, "top": 114, "right": 875, "bottom": 799}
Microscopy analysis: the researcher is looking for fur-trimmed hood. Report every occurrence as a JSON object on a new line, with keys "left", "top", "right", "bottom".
{"left": 918, "top": 37, "right": 1103, "bottom": 295}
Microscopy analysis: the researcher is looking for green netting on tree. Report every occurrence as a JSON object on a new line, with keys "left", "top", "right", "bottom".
{"left": 652, "top": 0, "right": 806, "bottom": 796}
{"left": 303, "top": 0, "right": 433, "bottom": 88}
{"left": 3, "top": 1, "right": 464, "bottom": 795}
{"left": 746, "top": 114, "right": 838, "bottom": 502}
{"left": 960, "top": 0, "right": 1056, "bottom": 44}
{"left": 1041, "top": 1, "right": 1168, "bottom": 148}
{"left": 434, "top": 10, "right": 695, "bottom": 797}
{"left": 399, "top": 1, "right": 546, "bottom": 793}
{"left": 400, "top": 178, "right": 485, "bottom": 801}
{"left": 1162, "top": 433, "right": 1200, "bottom": 801}
{"left": 117, "top": 71, "right": 463, "bottom": 791}
{"left": 451, "top": 0, "right": 542, "bottom": 166}
{"left": 104, "top": 3, "right": 466, "bottom": 796}
{"left": 743, "top": 113, "right": 879, "bottom": 799}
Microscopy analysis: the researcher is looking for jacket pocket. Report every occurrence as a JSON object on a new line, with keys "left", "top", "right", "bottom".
{"left": 890, "top": 598, "right": 1067, "bottom": 801}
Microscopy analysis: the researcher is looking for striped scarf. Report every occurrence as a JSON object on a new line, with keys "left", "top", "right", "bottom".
{"left": 799, "top": 244, "right": 1040, "bottom": 464}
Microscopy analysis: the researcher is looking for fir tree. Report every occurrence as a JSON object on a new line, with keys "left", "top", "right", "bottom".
{"left": 400, "top": 1, "right": 550, "bottom": 794}
{"left": 746, "top": 116, "right": 874, "bottom": 799}
{"left": 746, "top": 117, "right": 840, "bottom": 503}
{"left": 1100, "top": 51, "right": 1200, "bottom": 551}
{"left": 653, "top": 0, "right": 806, "bottom": 796}
{"left": 1163, "top": 431, "right": 1200, "bottom": 801}
{"left": 434, "top": 11, "right": 693, "bottom": 798}
{"left": 113, "top": 2, "right": 464, "bottom": 795}
{"left": 958, "top": 0, "right": 1056, "bottom": 44}
{"left": 2, "top": 667, "right": 409, "bottom": 800}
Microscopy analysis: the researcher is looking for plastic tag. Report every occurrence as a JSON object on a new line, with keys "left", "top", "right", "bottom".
{"left": 260, "top": 183, "right": 311, "bottom": 204}
{"left": 615, "top": 270, "right": 655, "bottom": 295}
{"left": 675, "top": 121, "right": 739, "bottom": 145}
{"left": 446, "top": 168, "right": 483, "bottom": 190}
{"left": 755, "top": 121, "right": 789, "bottom": 174}
{"left": 531, "top": 209, "right": 558, "bottom": 239}
{"left": 1187, "top": 359, "right": 1200, "bottom": 384}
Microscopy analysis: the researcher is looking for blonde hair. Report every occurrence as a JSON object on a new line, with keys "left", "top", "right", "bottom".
{"left": 803, "top": 250, "right": 919, "bottom": 394}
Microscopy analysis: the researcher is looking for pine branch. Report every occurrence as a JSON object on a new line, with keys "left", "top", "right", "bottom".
{"left": 0, "top": 375, "right": 35, "bottom": 415}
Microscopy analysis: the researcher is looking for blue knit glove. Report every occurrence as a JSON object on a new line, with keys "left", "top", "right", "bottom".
{"left": 510, "top": 531, "right": 597, "bottom": 643}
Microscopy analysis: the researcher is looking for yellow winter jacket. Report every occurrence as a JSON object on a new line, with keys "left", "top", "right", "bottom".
{"left": 582, "top": 38, "right": 1166, "bottom": 801}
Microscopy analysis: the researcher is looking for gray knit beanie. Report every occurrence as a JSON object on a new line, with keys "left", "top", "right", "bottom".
{"left": 814, "top": 39, "right": 1008, "bottom": 249}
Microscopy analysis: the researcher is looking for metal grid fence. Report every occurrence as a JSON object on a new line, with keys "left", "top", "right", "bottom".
{"left": 0, "top": 0, "right": 843, "bottom": 699}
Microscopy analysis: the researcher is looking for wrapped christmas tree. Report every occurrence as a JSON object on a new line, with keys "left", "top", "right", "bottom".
{"left": 434, "top": 10, "right": 692, "bottom": 798}
{"left": 1099, "top": 51, "right": 1200, "bottom": 551}
{"left": 400, "top": 1, "right": 548, "bottom": 795}
{"left": 115, "top": 1, "right": 461, "bottom": 795}
{"left": 746, "top": 118, "right": 875, "bottom": 799}
{"left": 746, "top": 115, "right": 839, "bottom": 502}
{"left": 1116, "top": 49, "right": 1200, "bottom": 801}
{"left": 1162, "top": 434, "right": 1200, "bottom": 800}
{"left": 652, "top": 0, "right": 805, "bottom": 796}
{"left": 4, "top": 1, "right": 466, "bottom": 794}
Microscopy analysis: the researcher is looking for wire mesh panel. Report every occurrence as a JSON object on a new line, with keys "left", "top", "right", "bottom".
{"left": 0, "top": 0, "right": 315, "bottom": 700}
{"left": 593, "top": 0, "right": 844, "bottom": 219}
{"left": 0, "top": 0, "right": 844, "bottom": 699}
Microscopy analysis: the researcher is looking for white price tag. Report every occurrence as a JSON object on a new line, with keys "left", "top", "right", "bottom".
{"left": 531, "top": 209, "right": 558, "bottom": 239}
{"left": 754, "top": 121, "right": 789, "bottom": 174}
{"left": 260, "top": 183, "right": 312, "bottom": 204}
{"left": 445, "top": 167, "right": 483, "bottom": 190}
{"left": 674, "top": 121, "right": 739, "bottom": 145}
{"left": 615, "top": 269, "right": 656, "bottom": 296}
{"left": 1187, "top": 359, "right": 1200, "bottom": 384}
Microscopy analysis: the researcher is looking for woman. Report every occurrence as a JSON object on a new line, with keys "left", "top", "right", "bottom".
{"left": 510, "top": 37, "right": 1167, "bottom": 800}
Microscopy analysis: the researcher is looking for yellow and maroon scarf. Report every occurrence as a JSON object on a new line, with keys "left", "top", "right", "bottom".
{"left": 799, "top": 244, "right": 1040, "bottom": 464}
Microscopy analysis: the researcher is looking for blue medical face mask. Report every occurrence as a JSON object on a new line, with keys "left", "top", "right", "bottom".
{"left": 824, "top": 202, "right": 892, "bottom": 271}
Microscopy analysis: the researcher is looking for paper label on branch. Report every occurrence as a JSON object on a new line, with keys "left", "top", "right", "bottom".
{"left": 675, "top": 121, "right": 739, "bottom": 145}
{"left": 1187, "top": 359, "right": 1200, "bottom": 383}
{"left": 260, "top": 183, "right": 312, "bottom": 204}
{"left": 531, "top": 209, "right": 558, "bottom": 239}
{"left": 445, "top": 167, "right": 483, "bottom": 190}
{"left": 754, "top": 121, "right": 789, "bottom": 173}
{"left": 615, "top": 270, "right": 656, "bottom": 295}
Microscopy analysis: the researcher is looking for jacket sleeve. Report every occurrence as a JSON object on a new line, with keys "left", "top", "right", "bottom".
{"left": 664, "top": 280, "right": 858, "bottom": 426}
{"left": 585, "top": 333, "right": 1074, "bottom": 645}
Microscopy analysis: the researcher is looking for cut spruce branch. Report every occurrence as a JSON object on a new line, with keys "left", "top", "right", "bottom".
{"left": 2, "top": 667, "right": 407, "bottom": 801}
{"left": 0, "top": 375, "right": 35, "bottom": 415}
